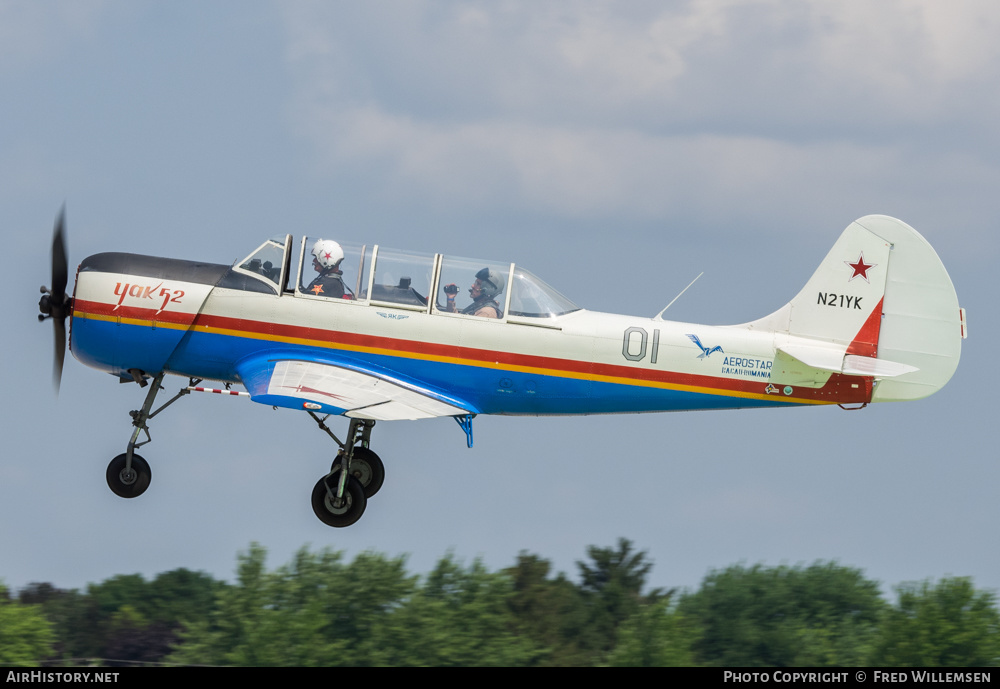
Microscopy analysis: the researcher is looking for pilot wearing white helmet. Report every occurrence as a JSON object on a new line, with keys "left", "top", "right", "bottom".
{"left": 307, "top": 239, "right": 351, "bottom": 299}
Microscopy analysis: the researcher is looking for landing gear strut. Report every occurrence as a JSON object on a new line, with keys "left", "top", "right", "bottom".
{"left": 106, "top": 372, "right": 199, "bottom": 499}
{"left": 308, "top": 414, "right": 384, "bottom": 527}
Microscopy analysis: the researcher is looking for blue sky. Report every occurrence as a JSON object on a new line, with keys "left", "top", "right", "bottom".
{"left": 2, "top": 1, "right": 996, "bottom": 599}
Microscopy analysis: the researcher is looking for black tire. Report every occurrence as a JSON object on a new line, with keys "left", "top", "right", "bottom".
{"left": 106, "top": 453, "right": 151, "bottom": 499}
{"left": 339, "top": 446, "right": 385, "bottom": 498}
{"left": 311, "top": 473, "right": 367, "bottom": 527}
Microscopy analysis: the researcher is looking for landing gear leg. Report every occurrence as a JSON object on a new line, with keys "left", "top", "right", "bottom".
{"left": 106, "top": 373, "right": 198, "bottom": 499}
{"left": 307, "top": 414, "right": 384, "bottom": 497}
{"left": 308, "top": 414, "right": 384, "bottom": 527}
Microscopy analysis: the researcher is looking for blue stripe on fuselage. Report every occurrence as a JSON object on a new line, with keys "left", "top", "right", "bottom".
{"left": 71, "top": 317, "right": 798, "bottom": 414}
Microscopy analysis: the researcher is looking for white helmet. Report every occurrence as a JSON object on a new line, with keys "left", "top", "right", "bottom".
{"left": 311, "top": 239, "right": 344, "bottom": 269}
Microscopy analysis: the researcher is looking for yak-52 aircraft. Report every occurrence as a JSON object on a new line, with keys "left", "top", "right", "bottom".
{"left": 38, "top": 213, "right": 966, "bottom": 527}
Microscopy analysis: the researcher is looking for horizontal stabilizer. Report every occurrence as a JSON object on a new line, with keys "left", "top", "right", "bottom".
{"left": 777, "top": 344, "right": 845, "bottom": 373}
{"left": 842, "top": 355, "right": 918, "bottom": 378}
{"left": 778, "top": 344, "right": 919, "bottom": 378}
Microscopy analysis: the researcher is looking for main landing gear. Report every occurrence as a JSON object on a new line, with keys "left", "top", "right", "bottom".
{"left": 307, "top": 413, "right": 384, "bottom": 528}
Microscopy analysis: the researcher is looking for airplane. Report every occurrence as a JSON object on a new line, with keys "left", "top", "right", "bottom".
{"left": 38, "top": 212, "right": 967, "bottom": 527}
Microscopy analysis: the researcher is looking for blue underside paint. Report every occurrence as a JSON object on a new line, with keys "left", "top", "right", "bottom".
{"left": 253, "top": 393, "right": 347, "bottom": 415}
{"left": 71, "top": 317, "right": 800, "bottom": 415}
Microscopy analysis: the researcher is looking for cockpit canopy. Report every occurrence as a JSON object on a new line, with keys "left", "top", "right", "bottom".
{"left": 233, "top": 235, "right": 580, "bottom": 319}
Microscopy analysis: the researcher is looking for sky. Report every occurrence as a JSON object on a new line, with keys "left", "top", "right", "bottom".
{"left": 2, "top": 1, "right": 996, "bottom": 600}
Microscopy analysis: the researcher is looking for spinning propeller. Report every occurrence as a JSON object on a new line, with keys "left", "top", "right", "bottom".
{"left": 38, "top": 207, "right": 70, "bottom": 392}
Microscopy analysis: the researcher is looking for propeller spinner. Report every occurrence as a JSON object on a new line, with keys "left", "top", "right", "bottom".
{"left": 38, "top": 207, "right": 70, "bottom": 391}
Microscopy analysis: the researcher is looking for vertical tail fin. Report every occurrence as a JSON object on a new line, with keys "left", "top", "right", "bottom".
{"left": 746, "top": 216, "right": 964, "bottom": 402}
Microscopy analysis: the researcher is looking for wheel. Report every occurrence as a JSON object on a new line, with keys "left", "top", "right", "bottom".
{"left": 336, "top": 446, "right": 385, "bottom": 498}
{"left": 311, "top": 472, "right": 367, "bottom": 527}
{"left": 106, "top": 453, "right": 151, "bottom": 499}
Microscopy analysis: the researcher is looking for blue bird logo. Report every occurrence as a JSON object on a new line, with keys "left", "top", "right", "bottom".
{"left": 686, "top": 334, "right": 724, "bottom": 359}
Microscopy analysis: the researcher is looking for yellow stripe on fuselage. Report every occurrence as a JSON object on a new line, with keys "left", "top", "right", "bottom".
{"left": 75, "top": 309, "right": 822, "bottom": 405}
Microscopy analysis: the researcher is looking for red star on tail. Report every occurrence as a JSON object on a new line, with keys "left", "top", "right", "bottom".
{"left": 845, "top": 253, "right": 876, "bottom": 282}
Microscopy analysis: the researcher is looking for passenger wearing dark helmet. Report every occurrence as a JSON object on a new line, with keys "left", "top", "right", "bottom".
{"left": 444, "top": 267, "right": 504, "bottom": 318}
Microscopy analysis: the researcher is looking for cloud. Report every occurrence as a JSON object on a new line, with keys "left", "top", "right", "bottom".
{"left": 278, "top": 1, "right": 1000, "bottom": 238}
{"left": 282, "top": 1, "right": 1000, "bottom": 124}
{"left": 292, "top": 100, "right": 1000, "bottom": 234}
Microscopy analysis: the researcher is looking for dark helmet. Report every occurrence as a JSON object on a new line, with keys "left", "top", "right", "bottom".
{"left": 474, "top": 267, "right": 504, "bottom": 300}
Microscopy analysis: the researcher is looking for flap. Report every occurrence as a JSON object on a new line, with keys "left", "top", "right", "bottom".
{"left": 236, "top": 355, "right": 474, "bottom": 420}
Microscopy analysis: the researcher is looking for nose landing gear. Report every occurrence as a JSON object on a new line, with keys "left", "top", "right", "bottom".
{"left": 105, "top": 372, "right": 201, "bottom": 499}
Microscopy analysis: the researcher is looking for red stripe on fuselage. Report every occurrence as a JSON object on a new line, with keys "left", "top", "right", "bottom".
{"left": 74, "top": 297, "right": 200, "bottom": 326}
{"left": 72, "top": 299, "right": 870, "bottom": 404}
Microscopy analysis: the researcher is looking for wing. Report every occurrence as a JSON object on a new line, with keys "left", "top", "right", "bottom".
{"left": 236, "top": 354, "right": 475, "bottom": 421}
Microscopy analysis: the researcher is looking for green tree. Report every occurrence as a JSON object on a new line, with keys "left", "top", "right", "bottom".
{"left": 322, "top": 549, "right": 419, "bottom": 662}
{"left": 21, "top": 568, "right": 223, "bottom": 664}
{"left": 146, "top": 568, "right": 223, "bottom": 628}
{"left": 370, "top": 554, "right": 539, "bottom": 666}
{"left": 170, "top": 543, "right": 418, "bottom": 666}
{"left": 606, "top": 599, "right": 695, "bottom": 667}
{"left": 16, "top": 582, "right": 62, "bottom": 606}
{"left": 0, "top": 583, "right": 55, "bottom": 666}
{"left": 871, "top": 577, "right": 1000, "bottom": 666}
{"left": 504, "top": 552, "right": 590, "bottom": 665}
{"left": 171, "top": 543, "right": 339, "bottom": 665}
{"left": 86, "top": 570, "right": 221, "bottom": 665}
{"left": 576, "top": 538, "right": 670, "bottom": 658}
{"left": 679, "top": 562, "right": 884, "bottom": 666}
{"left": 17, "top": 584, "right": 91, "bottom": 662}
{"left": 100, "top": 605, "right": 177, "bottom": 666}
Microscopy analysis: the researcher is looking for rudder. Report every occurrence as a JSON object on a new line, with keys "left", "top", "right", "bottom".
{"left": 858, "top": 216, "right": 965, "bottom": 401}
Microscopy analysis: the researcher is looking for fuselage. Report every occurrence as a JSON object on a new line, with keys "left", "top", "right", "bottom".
{"left": 68, "top": 245, "right": 873, "bottom": 417}
{"left": 53, "top": 217, "right": 963, "bottom": 529}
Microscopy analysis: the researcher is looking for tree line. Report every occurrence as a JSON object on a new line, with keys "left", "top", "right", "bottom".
{"left": 2, "top": 539, "right": 998, "bottom": 666}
